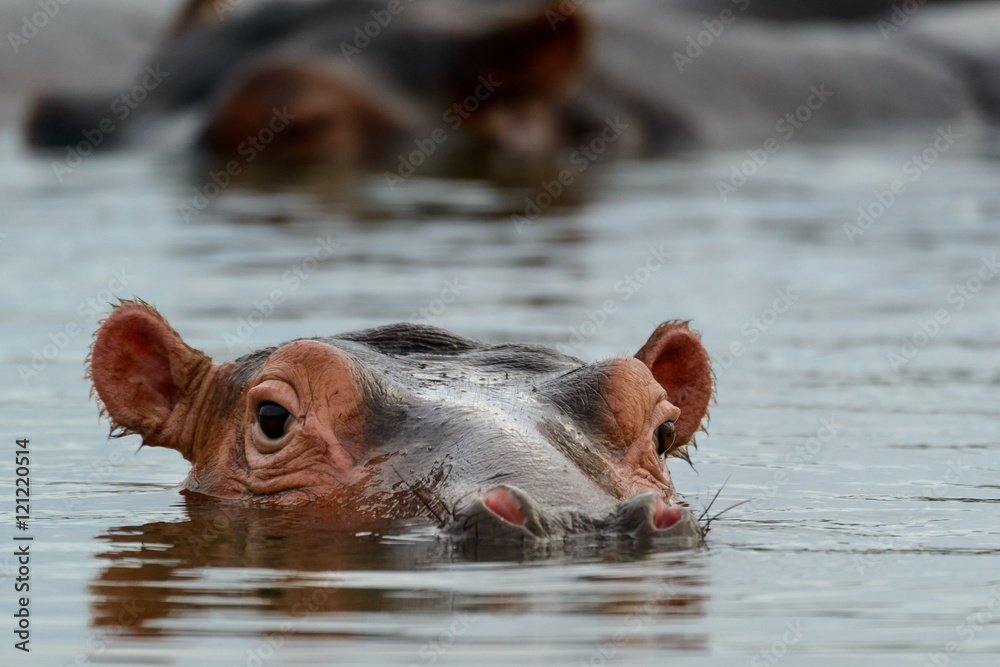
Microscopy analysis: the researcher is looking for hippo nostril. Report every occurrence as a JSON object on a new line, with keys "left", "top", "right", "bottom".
{"left": 482, "top": 486, "right": 527, "bottom": 526}
{"left": 654, "top": 500, "right": 684, "bottom": 530}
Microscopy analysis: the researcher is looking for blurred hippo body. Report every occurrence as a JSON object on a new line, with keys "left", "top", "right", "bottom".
{"left": 89, "top": 303, "right": 713, "bottom": 544}
{"left": 668, "top": 0, "right": 982, "bottom": 23}
{"left": 24, "top": 0, "right": 1000, "bottom": 162}
{"left": 26, "top": 0, "right": 593, "bottom": 164}
{"left": 581, "top": 0, "right": 997, "bottom": 151}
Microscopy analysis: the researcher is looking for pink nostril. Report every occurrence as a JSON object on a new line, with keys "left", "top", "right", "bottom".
{"left": 654, "top": 501, "right": 684, "bottom": 530}
{"left": 482, "top": 487, "right": 526, "bottom": 525}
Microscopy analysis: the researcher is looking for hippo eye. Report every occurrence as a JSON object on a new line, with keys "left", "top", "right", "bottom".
{"left": 654, "top": 420, "right": 677, "bottom": 458}
{"left": 257, "top": 401, "right": 293, "bottom": 440}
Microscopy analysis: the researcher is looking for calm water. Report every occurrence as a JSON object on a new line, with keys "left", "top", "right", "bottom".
{"left": 1, "top": 122, "right": 999, "bottom": 666}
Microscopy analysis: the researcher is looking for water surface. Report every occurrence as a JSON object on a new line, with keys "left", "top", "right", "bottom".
{"left": 1, "top": 125, "right": 999, "bottom": 665}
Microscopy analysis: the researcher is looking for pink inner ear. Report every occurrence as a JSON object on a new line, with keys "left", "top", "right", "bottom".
{"left": 123, "top": 328, "right": 181, "bottom": 412}
{"left": 638, "top": 324, "right": 713, "bottom": 445}
{"left": 92, "top": 305, "right": 191, "bottom": 436}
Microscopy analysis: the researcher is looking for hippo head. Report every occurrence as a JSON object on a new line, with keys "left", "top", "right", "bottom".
{"left": 89, "top": 302, "right": 713, "bottom": 544}
{"left": 199, "top": 3, "right": 591, "bottom": 165}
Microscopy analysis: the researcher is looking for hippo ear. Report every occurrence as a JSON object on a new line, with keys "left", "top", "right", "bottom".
{"left": 169, "top": 0, "right": 228, "bottom": 38}
{"left": 458, "top": 3, "right": 589, "bottom": 98}
{"left": 634, "top": 322, "right": 713, "bottom": 446}
{"left": 203, "top": 61, "right": 420, "bottom": 163}
{"left": 89, "top": 301, "right": 211, "bottom": 451}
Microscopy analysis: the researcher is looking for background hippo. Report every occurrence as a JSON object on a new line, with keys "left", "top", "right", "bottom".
{"left": 25, "top": 0, "right": 592, "bottom": 166}
{"left": 22, "top": 0, "right": 1000, "bottom": 166}
{"left": 89, "top": 302, "right": 714, "bottom": 543}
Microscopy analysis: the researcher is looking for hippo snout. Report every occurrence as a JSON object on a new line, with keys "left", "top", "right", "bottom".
{"left": 613, "top": 493, "right": 701, "bottom": 541}
{"left": 447, "top": 485, "right": 703, "bottom": 545}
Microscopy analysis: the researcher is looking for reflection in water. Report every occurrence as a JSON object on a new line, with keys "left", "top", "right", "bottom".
{"left": 90, "top": 497, "right": 709, "bottom": 653}
{"left": 8, "top": 128, "right": 999, "bottom": 663}
{"left": 176, "top": 150, "right": 598, "bottom": 227}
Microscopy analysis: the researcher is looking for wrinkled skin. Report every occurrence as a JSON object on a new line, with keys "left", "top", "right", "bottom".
{"left": 89, "top": 302, "right": 714, "bottom": 544}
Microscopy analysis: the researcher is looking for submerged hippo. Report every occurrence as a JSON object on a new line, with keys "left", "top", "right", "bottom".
{"left": 26, "top": 0, "right": 1000, "bottom": 167}
{"left": 89, "top": 302, "right": 713, "bottom": 543}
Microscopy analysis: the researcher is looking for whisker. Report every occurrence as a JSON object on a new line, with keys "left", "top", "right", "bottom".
{"left": 450, "top": 489, "right": 478, "bottom": 519}
{"left": 701, "top": 499, "right": 751, "bottom": 531}
{"left": 698, "top": 475, "right": 731, "bottom": 522}
{"left": 392, "top": 465, "right": 445, "bottom": 526}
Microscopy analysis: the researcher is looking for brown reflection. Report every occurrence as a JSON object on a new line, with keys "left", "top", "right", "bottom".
{"left": 175, "top": 151, "right": 598, "bottom": 226}
{"left": 89, "top": 496, "right": 709, "bottom": 652}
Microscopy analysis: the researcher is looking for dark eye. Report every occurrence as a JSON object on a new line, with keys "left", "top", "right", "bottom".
{"left": 654, "top": 420, "right": 676, "bottom": 458}
{"left": 257, "top": 401, "right": 292, "bottom": 440}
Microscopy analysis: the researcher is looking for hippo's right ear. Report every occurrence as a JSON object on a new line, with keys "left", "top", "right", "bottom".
{"left": 89, "top": 302, "right": 212, "bottom": 451}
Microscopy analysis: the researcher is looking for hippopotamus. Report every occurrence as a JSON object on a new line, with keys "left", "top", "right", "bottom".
{"left": 28, "top": 0, "right": 1000, "bottom": 166}
{"left": 88, "top": 302, "right": 713, "bottom": 544}
{"left": 669, "top": 0, "right": 980, "bottom": 23}
{"left": 26, "top": 0, "right": 591, "bottom": 166}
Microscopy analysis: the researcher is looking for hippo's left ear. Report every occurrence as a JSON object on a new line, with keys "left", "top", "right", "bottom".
{"left": 634, "top": 321, "right": 713, "bottom": 446}
{"left": 89, "top": 301, "right": 213, "bottom": 457}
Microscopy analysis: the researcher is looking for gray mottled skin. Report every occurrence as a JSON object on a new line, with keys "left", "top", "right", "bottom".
{"left": 223, "top": 324, "right": 702, "bottom": 544}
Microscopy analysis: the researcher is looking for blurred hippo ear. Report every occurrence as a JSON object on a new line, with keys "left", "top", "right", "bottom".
{"left": 203, "top": 61, "right": 421, "bottom": 164}
{"left": 458, "top": 2, "right": 589, "bottom": 98}
{"left": 88, "top": 301, "right": 212, "bottom": 454}
{"left": 634, "top": 322, "right": 713, "bottom": 446}
{"left": 169, "top": 0, "right": 231, "bottom": 37}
